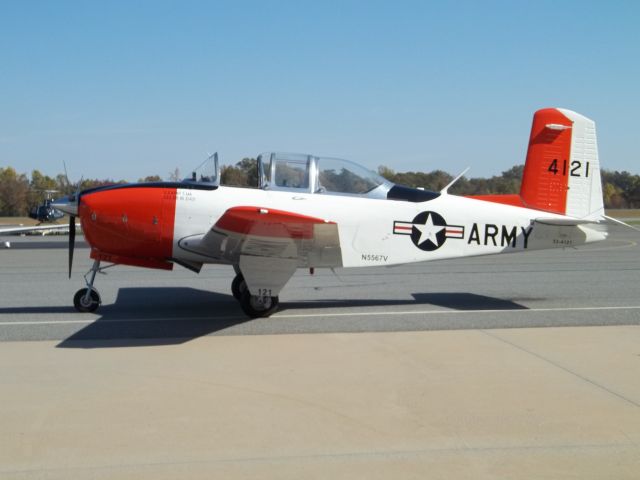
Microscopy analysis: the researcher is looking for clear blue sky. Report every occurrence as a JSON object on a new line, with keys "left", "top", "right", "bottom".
{"left": 1, "top": 0, "right": 639, "bottom": 181}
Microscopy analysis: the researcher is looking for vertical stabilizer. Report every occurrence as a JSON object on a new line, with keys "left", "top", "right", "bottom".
{"left": 520, "top": 108, "right": 603, "bottom": 219}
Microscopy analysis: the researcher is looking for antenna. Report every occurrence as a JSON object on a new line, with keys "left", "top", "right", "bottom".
{"left": 440, "top": 167, "right": 470, "bottom": 194}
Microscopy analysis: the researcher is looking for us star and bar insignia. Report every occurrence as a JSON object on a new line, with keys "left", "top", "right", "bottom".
{"left": 393, "top": 211, "right": 465, "bottom": 251}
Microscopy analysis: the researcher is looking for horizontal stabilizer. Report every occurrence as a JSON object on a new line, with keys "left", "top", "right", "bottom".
{"left": 604, "top": 215, "right": 640, "bottom": 232}
{"left": 534, "top": 217, "right": 602, "bottom": 226}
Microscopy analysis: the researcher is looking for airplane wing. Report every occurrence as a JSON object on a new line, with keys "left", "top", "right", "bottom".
{"left": 181, "top": 206, "right": 342, "bottom": 296}
{"left": 195, "top": 206, "right": 342, "bottom": 264}
{"left": 0, "top": 224, "right": 75, "bottom": 235}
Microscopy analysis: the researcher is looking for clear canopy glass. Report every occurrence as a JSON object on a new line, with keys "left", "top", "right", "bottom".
{"left": 257, "top": 152, "right": 391, "bottom": 198}
{"left": 184, "top": 153, "right": 220, "bottom": 185}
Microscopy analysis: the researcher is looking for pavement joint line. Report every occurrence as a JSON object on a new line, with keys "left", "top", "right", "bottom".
{"left": 1, "top": 442, "right": 636, "bottom": 475}
{"left": 481, "top": 329, "right": 640, "bottom": 409}
{"left": 275, "top": 305, "right": 640, "bottom": 319}
{"left": 1, "top": 305, "right": 640, "bottom": 326}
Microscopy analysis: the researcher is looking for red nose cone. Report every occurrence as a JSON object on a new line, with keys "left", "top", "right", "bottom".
{"left": 80, "top": 186, "right": 176, "bottom": 260}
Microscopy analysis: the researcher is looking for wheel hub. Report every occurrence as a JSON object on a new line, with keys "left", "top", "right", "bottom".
{"left": 250, "top": 295, "right": 272, "bottom": 311}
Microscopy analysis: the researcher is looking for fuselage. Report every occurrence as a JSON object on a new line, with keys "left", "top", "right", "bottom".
{"left": 78, "top": 183, "right": 607, "bottom": 271}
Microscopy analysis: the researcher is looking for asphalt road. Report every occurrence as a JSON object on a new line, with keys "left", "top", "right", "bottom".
{"left": 0, "top": 227, "right": 638, "bottom": 344}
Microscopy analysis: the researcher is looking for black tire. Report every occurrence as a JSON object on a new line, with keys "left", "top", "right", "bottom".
{"left": 239, "top": 290, "right": 279, "bottom": 318}
{"left": 73, "top": 288, "right": 101, "bottom": 313}
{"left": 231, "top": 274, "right": 246, "bottom": 300}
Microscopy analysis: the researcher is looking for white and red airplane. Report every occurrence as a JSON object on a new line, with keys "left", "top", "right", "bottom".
{"left": 53, "top": 108, "right": 614, "bottom": 317}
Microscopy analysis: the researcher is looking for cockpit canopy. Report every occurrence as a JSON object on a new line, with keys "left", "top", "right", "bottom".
{"left": 178, "top": 151, "right": 440, "bottom": 203}
{"left": 257, "top": 152, "right": 393, "bottom": 199}
{"left": 183, "top": 153, "right": 220, "bottom": 186}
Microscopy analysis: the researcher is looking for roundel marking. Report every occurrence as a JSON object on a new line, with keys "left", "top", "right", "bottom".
{"left": 410, "top": 211, "right": 447, "bottom": 251}
{"left": 392, "top": 211, "right": 465, "bottom": 252}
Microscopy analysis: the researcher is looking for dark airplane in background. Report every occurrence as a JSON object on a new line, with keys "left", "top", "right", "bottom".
{"left": 28, "top": 191, "right": 65, "bottom": 224}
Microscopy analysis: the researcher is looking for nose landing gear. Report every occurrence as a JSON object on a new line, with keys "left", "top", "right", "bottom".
{"left": 72, "top": 259, "right": 111, "bottom": 313}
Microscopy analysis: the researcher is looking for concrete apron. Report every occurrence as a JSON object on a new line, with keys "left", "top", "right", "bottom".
{"left": 1, "top": 325, "right": 639, "bottom": 479}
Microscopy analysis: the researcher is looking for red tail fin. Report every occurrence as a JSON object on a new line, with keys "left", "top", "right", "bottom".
{"left": 468, "top": 108, "right": 603, "bottom": 219}
{"left": 519, "top": 108, "right": 573, "bottom": 214}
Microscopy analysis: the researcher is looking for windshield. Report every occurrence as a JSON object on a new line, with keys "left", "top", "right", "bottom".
{"left": 184, "top": 153, "right": 219, "bottom": 185}
{"left": 316, "top": 157, "right": 386, "bottom": 194}
{"left": 256, "top": 152, "right": 391, "bottom": 198}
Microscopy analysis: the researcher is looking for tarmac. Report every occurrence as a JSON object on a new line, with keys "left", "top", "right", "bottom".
{"left": 0, "top": 228, "right": 639, "bottom": 478}
{"left": 2, "top": 327, "right": 640, "bottom": 479}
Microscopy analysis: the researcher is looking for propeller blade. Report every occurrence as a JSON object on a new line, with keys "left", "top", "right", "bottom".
{"left": 63, "top": 161, "right": 71, "bottom": 191}
{"left": 68, "top": 215, "right": 76, "bottom": 278}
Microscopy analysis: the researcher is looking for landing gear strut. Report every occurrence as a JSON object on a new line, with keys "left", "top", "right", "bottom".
{"left": 231, "top": 272, "right": 279, "bottom": 318}
{"left": 73, "top": 259, "right": 103, "bottom": 313}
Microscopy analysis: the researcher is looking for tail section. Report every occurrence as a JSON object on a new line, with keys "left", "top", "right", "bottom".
{"left": 468, "top": 108, "right": 604, "bottom": 220}
{"left": 520, "top": 108, "right": 603, "bottom": 219}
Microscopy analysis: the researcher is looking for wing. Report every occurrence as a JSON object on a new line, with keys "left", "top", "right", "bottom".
{"left": 188, "top": 206, "right": 342, "bottom": 265}
{"left": 180, "top": 206, "right": 342, "bottom": 296}
{"left": 0, "top": 224, "right": 74, "bottom": 235}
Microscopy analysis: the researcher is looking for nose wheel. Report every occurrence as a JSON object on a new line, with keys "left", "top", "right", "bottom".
{"left": 72, "top": 259, "right": 108, "bottom": 313}
{"left": 232, "top": 273, "right": 279, "bottom": 318}
{"left": 73, "top": 288, "right": 101, "bottom": 312}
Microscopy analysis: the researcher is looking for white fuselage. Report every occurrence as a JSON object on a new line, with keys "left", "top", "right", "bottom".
{"left": 172, "top": 186, "right": 607, "bottom": 269}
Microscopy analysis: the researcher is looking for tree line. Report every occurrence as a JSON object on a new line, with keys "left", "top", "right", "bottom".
{"left": 220, "top": 160, "right": 640, "bottom": 209}
{"left": 1, "top": 160, "right": 638, "bottom": 216}
{"left": 376, "top": 165, "right": 640, "bottom": 209}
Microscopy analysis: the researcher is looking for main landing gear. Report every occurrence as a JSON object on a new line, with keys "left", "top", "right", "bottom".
{"left": 73, "top": 259, "right": 109, "bottom": 313}
{"left": 231, "top": 273, "right": 279, "bottom": 318}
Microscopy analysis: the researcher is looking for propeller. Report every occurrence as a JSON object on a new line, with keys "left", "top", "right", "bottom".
{"left": 54, "top": 163, "right": 82, "bottom": 278}
{"left": 66, "top": 179, "right": 83, "bottom": 278}
{"left": 68, "top": 213, "right": 75, "bottom": 278}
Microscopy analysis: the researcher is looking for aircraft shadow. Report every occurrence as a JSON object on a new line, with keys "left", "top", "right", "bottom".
{"left": 279, "top": 292, "right": 528, "bottom": 312}
{"left": 57, "top": 287, "right": 247, "bottom": 349}
{"left": 56, "top": 289, "right": 528, "bottom": 348}
{"left": 412, "top": 292, "right": 528, "bottom": 310}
